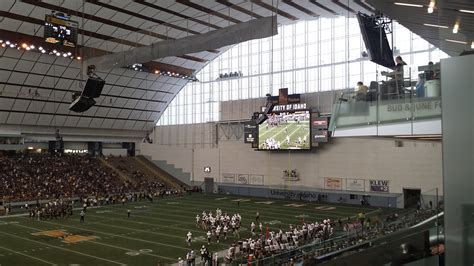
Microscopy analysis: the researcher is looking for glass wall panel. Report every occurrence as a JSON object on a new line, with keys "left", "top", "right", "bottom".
{"left": 158, "top": 18, "right": 449, "bottom": 126}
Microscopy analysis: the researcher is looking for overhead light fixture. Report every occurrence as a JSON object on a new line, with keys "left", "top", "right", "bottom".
{"left": 394, "top": 2, "right": 423, "bottom": 7}
{"left": 471, "top": 41, "right": 474, "bottom": 49}
{"left": 459, "top": 9, "right": 474, "bottom": 14}
{"left": 29, "top": 45, "right": 35, "bottom": 49}
{"left": 453, "top": 22, "right": 459, "bottom": 34}
{"left": 21, "top": 43, "right": 28, "bottom": 49}
{"left": 445, "top": 39, "right": 467, "bottom": 44}
{"left": 76, "top": 56, "right": 81, "bottom": 60}
{"left": 424, "top": 23, "right": 448, "bottom": 28}
{"left": 428, "top": 0, "right": 435, "bottom": 13}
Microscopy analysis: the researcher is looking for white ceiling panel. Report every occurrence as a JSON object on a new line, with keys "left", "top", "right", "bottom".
{"left": 0, "top": 98, "right": 15, "bottom": 110}
{"left": 77, "top": 117, "right": 93, "bottom": 128}
{"left": 0, "top": 70, "right": 12, "bottom": 82}
{"left": 0, "top": 111, "right": 9, "bottom": 123}
{"left": 89, "top": 118, "right": 104, "bottom": 128}
{"left": 112, "top": 119, "right": 126, "bottom": 129}
{"left": 22, "top": 113, "right": 39, "bottom": 125}
{"left": 27, "top": 101, "right": 45, "bottom": 112}
{"left": 11, "top": 99, "right": 30, "bottom": 111}
{"left": 6, "top": 112, "right": 25, "bottom": 124}
{"left": 50, "top": 115, "right": 66, "bottom": 127}
{"left": 7, "top": 72, "right": 28, "bottom": 84}
{"left": 61, "top": 115, "right": 80, "bottom": 127}
{"left": 100, "top": 119, "right": 114, "bottom": 128}
{"left": 123, "top": 120, "right": 136, "bottom": 130}
{"left": 30, "top": 63, "right": 52, "bottom": 75}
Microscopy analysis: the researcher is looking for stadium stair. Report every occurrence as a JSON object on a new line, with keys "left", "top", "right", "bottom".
{"left": 140, "top": 155, "right": 193, "bottom": 186}
{"left": 134, "top": 156, "right": 189, "bottom": 190}
{"left": 97, "top": 156, "right": 134, "bottom": 183}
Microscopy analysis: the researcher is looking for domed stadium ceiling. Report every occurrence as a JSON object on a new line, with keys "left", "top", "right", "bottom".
{"left": 0, "top": 0, "right": 378, "bottom": 137}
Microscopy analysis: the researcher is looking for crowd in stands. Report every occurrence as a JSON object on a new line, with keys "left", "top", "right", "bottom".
{"left": 0, "top": 154, "right": 169, "bottom": 203}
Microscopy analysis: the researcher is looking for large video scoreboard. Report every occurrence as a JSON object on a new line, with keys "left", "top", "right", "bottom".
{"left": 44, "top": 14, "right": 78, "bottom": 47}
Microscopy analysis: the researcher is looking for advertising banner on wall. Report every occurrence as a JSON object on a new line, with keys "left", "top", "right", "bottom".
{"left": 249, "top": 175, "right": 264, "bottom": 185}
{"left": 237, "top": 174, "right": 249, "bottom": 185}
{"left": 369, "top": 180, "right": 390, "bottom": 192}
{"left": 346, "top": 179, "right": 365, "bottom": 192}
{"left": 222, "top": 173, "right": 235, "bottom": 183}
{"left": 324, "top": 177, "right": 342, "bottom": 190}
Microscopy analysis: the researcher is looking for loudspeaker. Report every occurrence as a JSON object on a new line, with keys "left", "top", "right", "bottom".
{"left": 255, "top": 113, "right": 268, "bottom": 125}
{"left": 69, "top": 96, "right": 96, "bottom": 112}
{"left": 83, "top": 77, "right": 105, "bottom": 98}
{"left": 264, "top": 100, "right": 275, "bottom": 114}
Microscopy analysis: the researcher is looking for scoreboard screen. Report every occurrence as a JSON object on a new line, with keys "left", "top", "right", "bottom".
{"left": 44, "top": 15, "right": 78, "bottom": 47}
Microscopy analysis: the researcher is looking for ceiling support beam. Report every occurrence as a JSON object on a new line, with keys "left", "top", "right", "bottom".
{"left": 86, "top": 16, "right": 278, "bottom": 72}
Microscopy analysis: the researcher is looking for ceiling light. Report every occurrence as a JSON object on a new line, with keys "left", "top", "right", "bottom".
{"left": 38, "top": 46, "right": 43, "bottom": 50}
{"left": 9, "top": 44, "right": 15, "bottom": 48}
{"left": 1, "top": 44, "right": 5, "bottom": 47}
{"left": 445, "top": 39, "right": 467, "bottom": 44}
{"left": 25, "top": 47, "right": 30, "bottom": 51}
{"left": 424, "top": 23, "right": 448, "bottom": 28}
{"left": 459, "top": 9, "right": 474, "bottom": 14}
{"left": 56, "top": 52, "right": 61, "bottom": 56}
{"left": 67, "top": 52, "right": 72, "bottom": 56}
{"left": 63, "top": 53, "right": 68, "bottom": 57}
{"left": 6, "top": 41, "right": 10, "bottom": 45}
{"left": 154, "top": 70, "right": 159, "bottom": 74}
{"left": 394, "top": 2, "right": 423, "bottom": 7}
{"left": 0, "top": 40, "right": 3, "bottom": 43}
{"left": 76, "top": 56, "right": 81, "bottom": 60}
{"left": 41, "top": 50, "right": 46, "bottom": 53}
{"left": 453, "top": 23, "right": 459, "bottom": 34}
{"left": 471, "top": 41, "right": 474, "bottom": 49}
{"left": 29, "top": 45, "right": 35, "bottom": 49}
{"left": 52, "top": 49, "right": 57, "bottom": 53}
{"left": 21, "top": 43, "right": 28, "bottom": 48}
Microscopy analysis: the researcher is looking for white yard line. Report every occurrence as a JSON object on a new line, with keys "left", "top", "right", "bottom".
{"left": 88, "top": 241, "right": 176, "bottom": 261}
{"left": 0, "top": 231, "right": 126, "bottom": 265}
{"left": 0, "top": 245, "right": 57, "bottom": 265}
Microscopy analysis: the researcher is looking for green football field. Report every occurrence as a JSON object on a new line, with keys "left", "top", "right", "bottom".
{"left": 0, "top": 194, "right": 378, "bottom": 265}
{"left": 258, "top": 121, "right": 310, "bottom": 149}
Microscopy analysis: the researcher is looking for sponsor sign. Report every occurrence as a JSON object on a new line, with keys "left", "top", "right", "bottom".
{"left": 346, "top": 179, "right": 365, "bottom": 192}
{"left": 222, "top": 173, "right": 235, "bottom": 183}
{"left": 243, "top": 122, "right": 257, "bottom": 144}
{"left": 312, "top": 117, "right": 329, "bottom": 129}
{"left": 313, "top": 130, "right": 328, "bottom": 143}
{"left": 324, "top": 177, "right": 342, "bottom": 190}
{"left": 369, "top": 179, "right": 390, "bottom": 192}
{"left": 249, "top": 174, "right": 264, "bottom": 185}
{"left": 237, "top": 174, "right": 249, "bottom": 184}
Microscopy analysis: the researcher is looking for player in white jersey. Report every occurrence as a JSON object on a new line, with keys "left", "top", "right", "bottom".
{"left": 195, "top": 215, "right": 200, "bottom": 227}
{"left": 186, "top": 231, "right": 192, "bottom": 247}
{"left": 215, "top": 225, "right": 221, "bottom": 243}
{"left": 223, "top": 225, "right": 228, "bottom": 240}
{"left": 259, "top": 222, "right": 263, "bottom": 234}
{"left": 251, "top": 221, "right": 256, "bottom": 235}
{"left": 206, "top": 230, "right": 212, "bottom": 245}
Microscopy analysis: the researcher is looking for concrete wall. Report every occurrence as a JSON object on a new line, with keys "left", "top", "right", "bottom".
{"left": 142, "top": 130, "right": 443, "bottom": 197}
{"left": 220, "top": 90, "right": 341, "bottom": 121}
